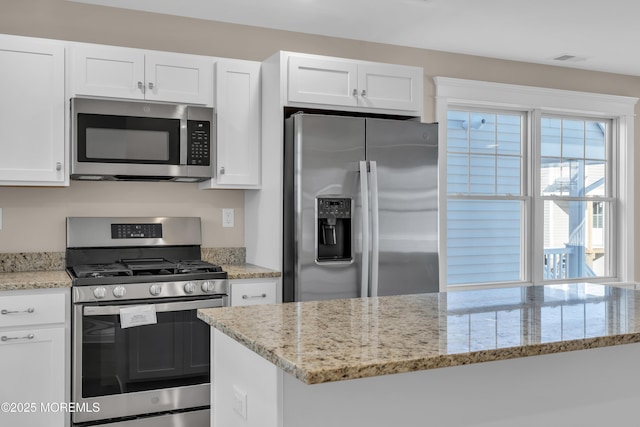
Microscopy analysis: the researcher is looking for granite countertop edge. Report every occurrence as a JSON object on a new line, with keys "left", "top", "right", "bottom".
{"left": 222, "top": 264, "right": 281, "bottom": 280}
{"left": 197, "top": 286, "right": 640, "bottom": 385}
{"left": 199, "top": 308, "right": 640, "bottom": 385}
{"left": 0, "top": 271, "right": 73, "bottom": 291}
{"left": 0, "top": 264, "right": 280, "bottom": 292}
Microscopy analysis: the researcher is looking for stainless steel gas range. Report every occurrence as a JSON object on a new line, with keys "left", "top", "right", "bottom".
{"left": 66, "top": 217, "right": 228, "bottom": 427}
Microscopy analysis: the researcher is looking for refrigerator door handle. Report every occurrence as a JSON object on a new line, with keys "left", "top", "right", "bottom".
{"left": 369, "top": 161, "right": 379, "bottom": 297}
{"left": 359, "top": 160, "right": 370, "bottom": 298}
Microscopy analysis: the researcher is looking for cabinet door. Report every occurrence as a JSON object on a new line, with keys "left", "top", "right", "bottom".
{"left": 145, "top": 53, "right": 213, "bottom": 105}
{"left": 357, "top": 63, "right": 422, "bottom": 113}
{"left": 71, "top": 44, "right": 145, "bottom": 99}
{"left": 0, "top": 36, "right": 66, "bottom": 185}
{"left": 213, "top": 60, "right": 261, "bottom": 187}
{"left": 288, "top": 56, "right": 358, "bottom": 107}
{"left": 0, "top": 327, "right": 66, "bottom": 427}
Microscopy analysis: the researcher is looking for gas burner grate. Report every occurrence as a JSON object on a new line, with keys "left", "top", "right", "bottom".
{"left": 176, "top": 260, "right": 223, "bottom": 274}
{"left": 73, "top": 263, "right": 132, "bottom": 279}
{"left": 121, "top": 258, "right": 178, "bottom": 275}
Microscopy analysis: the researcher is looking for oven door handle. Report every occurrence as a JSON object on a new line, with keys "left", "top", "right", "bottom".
{"left": 83, "top": 298, "right": 224, "bottom": 316}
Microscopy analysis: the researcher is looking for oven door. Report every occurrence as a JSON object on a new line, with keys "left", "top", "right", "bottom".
{"left": 72, "top": 297, "right": 223, "bottom": 424}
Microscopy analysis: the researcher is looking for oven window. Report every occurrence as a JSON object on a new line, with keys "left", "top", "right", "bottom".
{"left": 81, "top": 307, "right": 209, "bottom": 398}
{"left": 77, "top": 114, "right": 180, "bottom": 165}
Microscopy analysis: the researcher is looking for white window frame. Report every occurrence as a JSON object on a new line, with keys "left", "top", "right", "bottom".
{"left": 434, "top": 77, "right": 637, "bottom": 291}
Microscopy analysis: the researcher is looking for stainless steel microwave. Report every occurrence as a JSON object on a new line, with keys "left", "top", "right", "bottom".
{"left": 71, "top": 97, "right": 214, "bottom": 182}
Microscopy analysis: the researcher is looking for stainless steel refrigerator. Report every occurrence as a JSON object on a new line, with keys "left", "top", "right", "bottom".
{"left": 283, "top": 113, "right": 438, "bottom": 302}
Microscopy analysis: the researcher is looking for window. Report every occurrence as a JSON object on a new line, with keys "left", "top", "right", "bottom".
{"left": 435, "top": 77, "right": 636, "bottom": 289}
{"left": 446, "top": 110, "right": 525, "bottom": 285}
{"left": 541, "top": 116, "right": 610, "bottom": 279}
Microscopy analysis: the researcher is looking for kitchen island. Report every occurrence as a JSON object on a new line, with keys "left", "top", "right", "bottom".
{"left": 198, "top": 283, "right": 640, "bottom": 426}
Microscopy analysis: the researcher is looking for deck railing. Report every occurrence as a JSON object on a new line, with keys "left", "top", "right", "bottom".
{"left": 543, "top": 247, "right": 596, "bottom": 279}
{"left": 544, "top": 248, "right": 571, "bottom": 279}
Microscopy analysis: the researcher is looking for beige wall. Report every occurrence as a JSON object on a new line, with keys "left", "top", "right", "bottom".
{"left": 0, "top": 0, "right": 638, "bottom": 274}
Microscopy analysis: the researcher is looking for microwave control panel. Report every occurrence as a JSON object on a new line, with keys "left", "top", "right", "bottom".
{"left": 187, "top": 120, "right": 211, "bottom": 166}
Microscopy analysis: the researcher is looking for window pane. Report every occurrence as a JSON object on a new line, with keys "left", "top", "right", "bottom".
{"left": 496, "top": 115, "right": 522, "bottom": 156}
{"left": 497, "top": 156, "right": 521, "bottom": 194}
{"left": 447, "top": 110, "right": 469, "bottom": 152}
{"left": 585, "top": 161, "right": 605, "bottom": 196}
{"left": 447, "top": 153, "right": 468, "bottom": 194}
{"left": 541, "top": 158, "right": 586, "bottom": 196}
{"left": 562, "top": 120, "right": 585, "bottom": 158}
{"left": 541, "top": 117, "right": 561, "bottom": 157}
{"left": 469, "top": 154, "right": 495, "bottom": 194}
{"left": 585, "top": 121, "right": 606, "bottom": 160}
{"left": 469, "top": 113, "right": 495, "bottom": 155}
{"left": 541, "top": 117, "right": 607, "bottom": 197}
{"left": 447, "top": 200, "right": 522, "bottom": 285}
{"left": 447, "top": 110, "right": 523, "bottom": 196}
{"left": 543, "top": 200, "right": 608, "bottom": 279}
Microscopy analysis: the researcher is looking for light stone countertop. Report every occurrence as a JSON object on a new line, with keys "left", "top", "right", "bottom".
{"left": 223, "top": 264, "right": 281, "bottom": 280}
{"left": 0, "top": 264, "right": 279, "bottom": 292}
{"left": 0, "top": 271, "right": 72, "bottom": 291}
{"left": 198, "top": 283, "right": 640, "bottom": 385}
{"left": 0, "top": 250, "right": 279, "bottom": 291}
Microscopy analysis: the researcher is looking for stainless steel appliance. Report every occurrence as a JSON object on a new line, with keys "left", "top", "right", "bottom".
{"left": 71, "top": 98, "right": 214, "bottom": 182}
{"left": 283, "top": 113, "right": 439, "bottom": 302}
{"left": 67, "top": 217, "right": 227, "bottom": 427}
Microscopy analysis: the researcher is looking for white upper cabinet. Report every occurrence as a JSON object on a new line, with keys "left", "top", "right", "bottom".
{"left": 357, "top": 62, "right": 422, "bottom": 112}
{"left": 286, "top": 53, "right": 423, "bottom": 116}
{"left": 71, "top": 44, "right": 213, "bottom": 106}
{"left": 200, "top": 59, "right": 261, "bottom": 189}
{"left": 288, "top": 56, "right": 358, "bottom": 108}
{"left": 144, "top": 53, "right": 212, "bottom": 105}
{"left": 0, "top": 35, "right": 66, "bottom": 186}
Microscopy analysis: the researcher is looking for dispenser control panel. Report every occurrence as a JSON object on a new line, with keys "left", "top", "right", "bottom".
{"left": 317, "top": 198, "right": 351, "bottom": 218}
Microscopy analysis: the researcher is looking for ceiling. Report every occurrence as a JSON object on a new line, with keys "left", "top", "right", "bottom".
{"left": 70, "top": 0, "right": 640, "bottom": 76}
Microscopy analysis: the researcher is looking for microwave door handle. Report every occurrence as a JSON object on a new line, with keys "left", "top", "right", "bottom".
{"left": 83, "top": 298, "right": 224, "bottom": 316}
{"left": 180, "top": 114, "right": 188, "bottom": 165}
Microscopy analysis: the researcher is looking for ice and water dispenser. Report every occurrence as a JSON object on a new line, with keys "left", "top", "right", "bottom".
{"left": 316, "top": 197, "right": 352, "bottom": 262}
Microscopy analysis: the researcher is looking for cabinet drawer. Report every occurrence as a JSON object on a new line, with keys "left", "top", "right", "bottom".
{"left": 230, "top": 281, "right": 277, "bottom": 306}
{"left": 0, "top": 292, "right": 65, "bottom": 327}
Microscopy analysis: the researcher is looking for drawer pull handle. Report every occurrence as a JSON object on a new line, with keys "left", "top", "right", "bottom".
{"left": 1, "top": 334, "right": 34, "bottom": 342}
{"left": 1, "top": 307, "right": 35, "bottom": 315}
{"left": 242, "top": 293, "right": 267, "bottom": 300}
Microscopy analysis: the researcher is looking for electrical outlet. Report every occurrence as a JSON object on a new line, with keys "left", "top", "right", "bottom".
{"left": 222, "top": 209, "right": 235, "bottom": 228}
{"left": 232, "top": 385, "right": 247, "bottom": 419}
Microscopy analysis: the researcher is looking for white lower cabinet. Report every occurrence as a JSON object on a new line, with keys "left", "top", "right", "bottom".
{"left": 0, "top": 288, "right": 69, "bottom": 427}
{"left": 229, "top": 279, "right": 277, "bottom": 307}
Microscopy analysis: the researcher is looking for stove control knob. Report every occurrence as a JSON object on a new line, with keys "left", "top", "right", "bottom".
{"left": 93, "top": 287, "right": 107, "bottom": 299}
{"left": 201, "top": 281, "right": 216, "bottom": 293}
{"left": 184, "top": 282, "right": 197, "bottom": 294}
{"left": 113, "top": 286, "right": 127, "bottom": 298}
{"left": 149, "top": 284, "right": 163, "bottom": 296}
